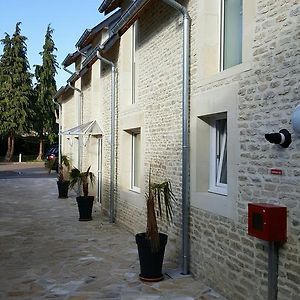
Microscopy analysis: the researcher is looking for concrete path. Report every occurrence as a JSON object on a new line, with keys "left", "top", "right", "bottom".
{"left": 0, "top": 163, "right": 226, "bottom": 300}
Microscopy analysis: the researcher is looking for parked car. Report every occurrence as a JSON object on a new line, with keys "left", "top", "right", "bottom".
{"left": 45, "top": 144, "right": 59, "bottom": 171}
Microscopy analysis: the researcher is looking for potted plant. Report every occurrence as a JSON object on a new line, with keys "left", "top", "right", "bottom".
{"left": 69, "top": 166, "right": 95, "bottom": 221}
{"left": 57, "top": 155, "right": 71, "bottom": 198}
{"left": 135, "top": 167, "right": 176, "bottom": 282}
{"left": 46, "top": 155, "right": 71, "bottom": 198}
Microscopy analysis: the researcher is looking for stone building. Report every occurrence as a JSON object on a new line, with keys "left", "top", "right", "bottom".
{"left": 54, "top": 0, "right": 300, "bottom": 299}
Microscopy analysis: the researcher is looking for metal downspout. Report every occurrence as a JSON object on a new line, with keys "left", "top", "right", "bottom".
{"left": 63, "top": 66, "right": 75, "bottom": 76}
{"left": 161, "top": 0, "right": 191, "bottom": 275}
{"left": 77, "top": 48, "right": 87, "bottom": 70}
{"left": 52, "top": 99, "right": 62, "bottom": 166}
{"left": 77, "top": 48, "right": 87, "bottom": 58}
{"left": 68, "top": 82, "right": 83, "bottom": 170}
{"left": 96, "top": 49, "right": 116, "bottom": 224}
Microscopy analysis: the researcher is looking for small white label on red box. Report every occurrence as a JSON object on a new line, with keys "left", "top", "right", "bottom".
{"left": 271, "top": 169, "right": 283, "bottom": 175}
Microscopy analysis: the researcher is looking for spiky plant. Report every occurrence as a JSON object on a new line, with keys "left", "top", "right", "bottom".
{"left": 57, "top": 155, "right": 71, "bottom": 182}
{"left": 69, "top": 166, "right": 95, "bottom": 197}
{"left": 146, "top": 167, "right": 176, "bottom": 251}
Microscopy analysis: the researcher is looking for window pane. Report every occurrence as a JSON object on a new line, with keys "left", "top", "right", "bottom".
{"left": 131, "top": 23, "right": 136, "bottom": 104}
{"left": 223, "top": 0, "right": 243, "bottom": 69}
{"left": 220, "top": 142, "right": 227, "bottom": 184}
{"left": 133, "top": 133, "right": 141, "bottom": 188}
{"left": 216, "top": 119, "right": 227, "bottom": 185}
{"left": 207, "top": 115, "right": 227, "bottom": 195}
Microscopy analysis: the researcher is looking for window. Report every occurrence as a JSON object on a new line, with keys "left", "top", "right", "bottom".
{"left": 220, "top": 0, "right": 243, "bottom": 70}
{"left": 191, "top": 85, "right": 238, "bottom": 219}
{"left": 131, "top": 130, "right": 141, "bottom": 192}
{"left": 209, "top": 117, "right": 227, "bottom": 195}
{"left": 131, "top": 22, "right": 137, "bottom": 104}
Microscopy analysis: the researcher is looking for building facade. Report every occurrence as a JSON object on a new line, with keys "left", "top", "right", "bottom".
{"left": 54, "top": 0, "right": 300, "bottom": 299}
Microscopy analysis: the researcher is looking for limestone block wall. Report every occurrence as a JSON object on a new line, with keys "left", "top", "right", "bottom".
{"left": 59, "top": 0, "right": 299, "bottom": 298}
{"left": 189, "top": 0, "right": 300, "bottom": 299}
{"left": 81, "top": 69, "right": 93, "bottom": 125}
{"left": 61, "top": 90, "right": 77, "bottom": 166}
{"left": 114, "top": 1, "right": 186, "bottom": 259}
{"left": 99, "top": 59, "right": 114, "bottom": 213}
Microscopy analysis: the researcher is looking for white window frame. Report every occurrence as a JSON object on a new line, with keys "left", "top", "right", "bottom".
{"left": 209, "top": 117, "right": 227, "bottom": 195}
{"left": 130, "top": 130, "right": 141, "bottom": 193}
{"left": 220, "top": 0, "right": 243, "bottom": 71}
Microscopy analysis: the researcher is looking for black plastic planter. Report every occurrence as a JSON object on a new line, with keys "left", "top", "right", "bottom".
{"left": 135, "top": 232, "right": 168, "bottom": 282}
{"left": 76, "top": 196, "right": 94, "bottom": 221}
{"left": 57, "top": 181, "right": 70, "bottom": 198}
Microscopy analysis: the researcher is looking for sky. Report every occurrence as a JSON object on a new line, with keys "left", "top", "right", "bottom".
{"left": 0, "top": 0, "right": 105, "bottom": 88}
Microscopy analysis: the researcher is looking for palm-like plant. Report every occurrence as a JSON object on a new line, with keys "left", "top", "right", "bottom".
{"left": 69, "top": 166, "right": 95, "bottom": 197}
{"left": 146, "top": 167, "right": 176, "bottom": 251}
{"left": 58, "top": 155, "right": 71, "bottom": 182}
{"left": 46, "top": 157, "right": 57, "bottom": 174}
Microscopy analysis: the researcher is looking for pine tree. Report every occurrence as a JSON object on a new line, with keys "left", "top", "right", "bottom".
{"left": 0, "top": 23, "right": 33, "bottom": 161}
{"left": 34, "top": 24, "right": 58, "bottom": 160}
{"left": 0, "top": 33, "right": 13, "bottom": 157}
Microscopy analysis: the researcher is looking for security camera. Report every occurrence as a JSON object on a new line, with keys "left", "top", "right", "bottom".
{"left": 265, "top": 129, "right": 292, "bottom": 148}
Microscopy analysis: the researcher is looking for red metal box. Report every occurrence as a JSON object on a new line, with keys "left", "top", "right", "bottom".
{"left": 248, "top": 203, "right": 287, "bottom": 242}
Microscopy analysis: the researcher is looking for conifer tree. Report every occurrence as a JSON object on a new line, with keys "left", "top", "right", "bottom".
{"left": 0, "top": 34, "right": 13, "bottom": 157}
{"left": 34, "top": 24, "right": 58, "bottom": 160}
{"left": 0, "top": 23, "right": 33, "bottom": 161}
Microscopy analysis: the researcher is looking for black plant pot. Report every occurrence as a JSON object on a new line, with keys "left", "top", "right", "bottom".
{"left": 135, "top": 232, "right": 168, "bottom": 282}
{"left": 57, "top": 181, "right": 70, "bottom": 198}
{"left": 76, "top": 196, "right": 94, "bottom": 221}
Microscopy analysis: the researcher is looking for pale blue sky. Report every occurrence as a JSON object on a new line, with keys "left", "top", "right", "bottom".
{"left": 0, "top": 0, "right": 105, "bottom": 88}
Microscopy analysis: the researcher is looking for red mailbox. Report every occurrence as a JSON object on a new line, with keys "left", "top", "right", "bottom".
{"left": 248, "top": 203, "right": 287, "bottom": 242}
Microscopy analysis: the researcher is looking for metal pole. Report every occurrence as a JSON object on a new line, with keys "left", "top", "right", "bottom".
{"left": 98, "top": 137, "right": 102, "bottom": 205}
{"left": 268, "top": 241, "right": 279, "bottom": 300}
{"left": 162, "top": 0, "right": 191, "bottom": 275}
{"left": 67, "top": 82, "right": 83, "bottom": 170}
{"left": 52, "top": 99, "right": 62, "bottom": 166}
{"left": 96, "top": 50, "right": 116, "bottom": 223}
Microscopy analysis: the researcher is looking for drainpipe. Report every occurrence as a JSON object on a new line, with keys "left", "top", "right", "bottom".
{"left": 63, "top": 66, "right": 75, "bottom": 76}
{"left": 52, "top": 98, "right": 62, "bottom": 166}
{"left": 96, "top": 49, "right": 116, "bottom": 224}
{"left": 77, "top": 48, "right": 87, "bottom": 58}
{"left": 77, "top": 48, "right": 87, "bottom": 70}
{"left": 161, "top": 0, "right": 191, "bottom": 275}
{"left": 68, "top": 82, "right": 83, "bottom": 171}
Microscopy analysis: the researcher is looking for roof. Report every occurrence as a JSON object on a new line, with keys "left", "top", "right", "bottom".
{"left": 53, "top": 85, "right": 74, "bottom": 101}
{"left": 67, "top": 71, "right": 80, "bottom": 84}
{"left": 81, "top": 47, "right": 98, "bottom": 69}
{"left": 98, "top": 0, "right": 122, "bottom": 15}
{"left": 75, "top": 29, "right": 92, "bottom": 49}
{"left": 101, "top": 0, "right": 152, "bottom": 53}
{"left": 61, "top": 120, "right": 103, "bottom": 136}
{"left": 63, "top": 0, "right": 152, "bottom": 85}
{"left": 61, "top": 51, "right": 81, "bottom": 68}
{"left": 54, "top": 86, "right": 66, "bottom": 100}
{"left": 76, "top": 10, "right": 122, "bottom": 50}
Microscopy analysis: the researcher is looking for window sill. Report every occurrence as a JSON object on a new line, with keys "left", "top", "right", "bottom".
{"left": 198, "top": 61, "right": 252, "bottom": 88}
{"left": 129, "top": 187, "right": 141, "bottom": 194}
{"left": 120, "top": 102, "right": 138, "bottom": 113}
{"left": 191, "top": 191, "right": 236, "bottom": 220}
{"left": 208, "top": 188, "right": 228, "bottom": 196}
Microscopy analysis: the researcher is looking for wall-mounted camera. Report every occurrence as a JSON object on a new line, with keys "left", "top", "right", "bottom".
{"left": 265, "top": 129, "right": 291, "bottom": 148}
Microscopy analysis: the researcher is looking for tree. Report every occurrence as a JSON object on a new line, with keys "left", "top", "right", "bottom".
{"left": 0, "top": 33, "right": 13, "bottom": 157}
{"left": 34, "top": 24, "right": 58, "bottom": 160}
{"left": 0, "top": 23, "right": 33, "bottom": 161}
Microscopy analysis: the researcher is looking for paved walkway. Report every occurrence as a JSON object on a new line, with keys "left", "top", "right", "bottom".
{"left": 0, "top": 163, "right": 226, "bottom": 300}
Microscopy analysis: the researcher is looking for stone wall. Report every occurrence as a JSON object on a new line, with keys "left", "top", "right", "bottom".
{"left": 60, "top": 0, "right": 300, "bottom": 298}
{"left": 189, "top": 0, "right": 300, "bottom": 299}
{"left": 114, "top": 0, "right": 186, "bottom": 257}
{"left": 99, "top": 60, "right": 114, "bottom": 212}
